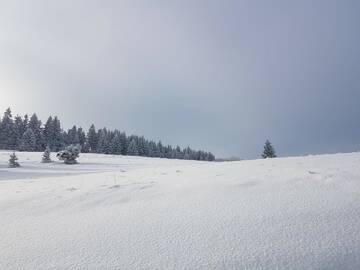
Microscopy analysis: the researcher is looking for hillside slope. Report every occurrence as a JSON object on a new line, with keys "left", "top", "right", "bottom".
{"left": 1, "top": 152, "right": 360, "bottom": 269}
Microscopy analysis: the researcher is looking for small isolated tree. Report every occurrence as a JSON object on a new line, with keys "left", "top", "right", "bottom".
{"left": 57, "top": 144, "right": 81, "bottom": 164}
{"left": 42, "top": 145, "right": 52, "bottom": 163}
{"left": 262, "top": 140, "right": 276, "bottom": 158}
{"left": 9, "top": 152, "right": 20, "bottom": 168}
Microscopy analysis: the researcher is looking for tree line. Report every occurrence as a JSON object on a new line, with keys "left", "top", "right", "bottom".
{"left": 0, "top": 108, "right": 215, "bottom": 161}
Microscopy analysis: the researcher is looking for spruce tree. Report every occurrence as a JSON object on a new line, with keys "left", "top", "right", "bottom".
{"left": 9, "top": 152, "right": 20, "bottom": 168}
{"left": 110, "top": 133, "right": 122, "bottom": 155}
{"left": 96, "top": 128, "right": 108, "bottom": 153}
{"left": 262, "top": 140, "right": 276, "bottom": 158}
{"left": 127, "top": 139, "right": 138, "bottom": 156}
{"left": 14, "top": 115, "right": 24, "bottom": 150}
{"left": 57, "top": 144, "right": 81, "bottom": 164}
{"left": 41, "top": 145, "right": 52, "bottom": 163}
{"left": 43, "top": 116, "right": 54, "bottom": 148}
{"left": 28, "top": 114, "right": 43, "bottom": 151}
{"left": 52, "top": 117, "right": 63, "bottom": 151}
{"left": 87, "top": 124, "right": 98, "bottom": 153}
{"left": 67, "top": 125, "right": 79, "bottom": 145}
{"left": 119, "top": 132, "right": 128, "bottom": 155}
{"left": 19, "top": 128, "right": 36, "bottom": 151}
{"left": 0, "top": 108, "right": 14, "bottom": 149}
{"left": 77, "top": 127, "right": 87, "bottom": 151}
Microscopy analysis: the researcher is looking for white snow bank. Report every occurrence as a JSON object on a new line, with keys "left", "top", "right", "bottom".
{"left": 1, "top": 151, "right": 360, "bottom": 269}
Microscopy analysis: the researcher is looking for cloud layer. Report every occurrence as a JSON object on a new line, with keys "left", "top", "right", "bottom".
{"left": 1, "top": 0, "right": 359, "bottom": 158}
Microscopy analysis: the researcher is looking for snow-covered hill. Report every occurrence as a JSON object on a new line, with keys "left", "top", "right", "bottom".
{"left": 1, "top": 151, "right": 360, "bottom": 269}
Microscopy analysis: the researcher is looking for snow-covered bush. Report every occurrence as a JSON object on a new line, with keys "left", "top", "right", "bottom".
{"left": 57, "top": 144, "right": 81, "bottom": 164}
{"left": 41, "top": 146, "right": 52, "bottom": 163}
{"left": 9, "top": 152, "right": 20, "bottom": 168}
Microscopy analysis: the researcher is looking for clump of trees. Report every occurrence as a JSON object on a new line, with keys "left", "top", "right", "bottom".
{"left": 262, "top": 140, "right": 276, "bottom": 158}
{"left": 0, "top": 108, "right": 215, "bottom": 161}
{"left": 8, "top": 152, "right": 20, "bottom": 168}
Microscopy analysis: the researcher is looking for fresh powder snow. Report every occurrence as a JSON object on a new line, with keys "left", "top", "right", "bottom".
{"left": 1, "top": 151, "right": 360, "bottom": 269}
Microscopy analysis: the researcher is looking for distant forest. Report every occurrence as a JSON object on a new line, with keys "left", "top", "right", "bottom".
{"left": 0, "top": 108, "right": 215, "bottom": 161}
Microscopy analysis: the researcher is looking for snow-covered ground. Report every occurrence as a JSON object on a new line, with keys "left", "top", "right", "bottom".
{"left": 1, "top": 151, "right": 360, "bottom": 269}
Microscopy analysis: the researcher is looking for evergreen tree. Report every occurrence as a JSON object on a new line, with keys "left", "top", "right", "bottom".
{"left": 127, "top": 139, "right": 138, "bottom": 156}
{"left": 148, "top": 141, "right": 156, "bottom": 157}
{"left": 119, "top": 132, "right": 128, "bottom": 155}
{"left": 87, "top": 124, "right": 98, "bottom": 153}
{"left": 262, "top": 140, "right": 276, "bottom": 158}
{"left": 67, "top": 125, "right": 80, "bottom": 145}
{"left": 43, "top": 116, "right": 54, "bottom": 148}
{"left": 9, "top": 152, "right": 20, "bottom": 168}
{"left": 156, "top": 141, "right": 164, "bottom": 158}
{"left": 22, "top": 114, "right": 29, "bottom": 130}
{"left": 0, "top": 108, "right": 15, "bottom": 149}
{"left": 77, "top": 127, "right": 87, "bottom": 151}
{"left": 207, "top": 152, "right": 215, "bottom": 161}
{"left": 19, "top": 128, "right": 36, "bottom": 151}
{"left": 110, "top": 132, "right": 122, "bottom": 155}
{"left": 28, "top": 114, "right": 43, "bottom": 151}
{"left": 97, "top": 128, "right": 109, "bottom": 153}
{"left": 57, "top": 144, "right": 80, "bottom": 164}
{"left": 13, "top": 115, "right": 24, "bottom": 150}
{"left": 52, "top": 117, "right": 63, "bottom": 151}
{"left": 175, "top": 146, "right": 183, "bottom": 159}
{"left": 42, "top": 145, "right": 52, "bottom": 163}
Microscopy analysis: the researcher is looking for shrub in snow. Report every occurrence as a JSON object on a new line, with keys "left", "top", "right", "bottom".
{"left": 57, "top": 144, "right": 81, "bottom": 164}
{"left": 9, "top": 152, "right": 20, "bottom": 168}
{"left": 262, "top": 140, "right": 277, "bottom": 159}
{"left": 41, "top": 146, "right": 52, "bottom": 163}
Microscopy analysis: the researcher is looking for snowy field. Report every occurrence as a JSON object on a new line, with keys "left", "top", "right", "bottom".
{"left": 1, "top": 151, "right": 360, "bottom": 269}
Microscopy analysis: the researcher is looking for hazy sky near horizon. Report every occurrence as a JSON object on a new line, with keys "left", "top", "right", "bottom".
{"left": 1, "top": 0, "right": 359, "bottom": 158}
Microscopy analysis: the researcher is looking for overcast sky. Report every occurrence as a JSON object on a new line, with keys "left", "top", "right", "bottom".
{"left": 0, "top": 0, "right": 359, "bottom": 158}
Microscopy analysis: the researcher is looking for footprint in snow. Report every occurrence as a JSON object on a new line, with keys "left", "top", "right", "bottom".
{"left": 235, "top": 180, "right": 259, "bottom": 188}
{"left": 109, "top": 185, "right": 121, "bottom": 189}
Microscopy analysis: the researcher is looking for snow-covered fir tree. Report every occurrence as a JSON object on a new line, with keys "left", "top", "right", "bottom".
{"left": 0, "top": 108, "right": 15, "bottom": 149}
{"left": 110, "top": 132, "right": 122, "bottom": 155}
{"left": 87, "top": 124, "right": 98, "bottom": 153}
{"left": 43, "top": 116, "right": 54, "bottom": 148}
{"left": 41, "top": 145, "right": 52, "bottom": 163}
{"left": 28, "top": 114, "right": 43, "bottom": 151}
{"left": 19, "top": 128, "right": 36, "bottom": 152}
{"left": 127, "top": 139, "right": 138, "bottom": 156}
{"left": 262, "top": 140, "right": 276, "bottom": 159}
{"left": 67, "top": 125, "right": 80, "bottom": 145}
{"left": 8, "top": 152, "right": 20, "bottom": 168}
{"left": 57, "top": 144, "right": 81, "bottom": 164}
{"left": 52, "top": 116, "right": 63, "bottom": 151}
{"left": 77, "top": 127, "right": 87, "bottom": 152}
{"left": 96, "top": 128, "right": 109, "bottom": 154}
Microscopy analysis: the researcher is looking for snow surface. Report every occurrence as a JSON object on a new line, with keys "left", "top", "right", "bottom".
{"left": 1, "top": 151, "right": 360, "bottom": 269}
